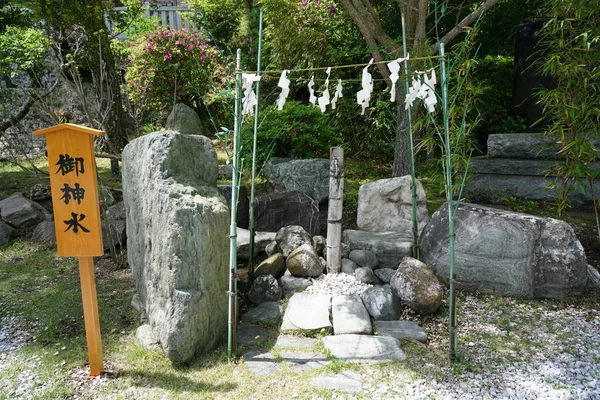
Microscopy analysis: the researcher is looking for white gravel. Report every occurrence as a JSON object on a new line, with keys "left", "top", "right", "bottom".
{"left": 305, "top": 273, "right": 373, "bottom": 296}
{"left": 359, "top": 293, "right": 600, "bottom": 400}
{"left": 303, "top": 273, "right": 600, "bottom": 400}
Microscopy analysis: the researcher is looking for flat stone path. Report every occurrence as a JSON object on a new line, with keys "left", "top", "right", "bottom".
{"left": 321, "top": 334, "right": 406, "bottom": 363}
{"left": 241, "top": 292, "right": 423, "bottom": 392}
{"left": 280, "top": 293, "right": 331, "bottom": 332}
{"left": 331, "top": 294, "right": 372, "bottom": 334}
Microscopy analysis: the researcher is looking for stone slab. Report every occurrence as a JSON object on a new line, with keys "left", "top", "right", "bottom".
{"left": 242, "top": 351, "right": 281, "bottom": 376}
{"left": 280, "top": 293, "right": 332, "bottom": 333}
{"left": 486, "top": 133, "right": 600, "bottom": 160}
{"left": 321, "top": 334, "right": 405, "bottom": 363}
{"left": 374, "top": 320, "right": 428, "bottom": 344}
{"left": 241, "top": 301, "right": 281, "bottom": 326}
{"left": 274, "top": 334, "right": 318, "bottom": 350}
{"left": 278, "top": 350, "right": 330, "bottom": 372}
{"left": 467, "top": 173, "right": 600, "bottom": 207}
{"left": 311, "top": 370, "right": 363, "bottom": 393}
{"left": 343, "top": 230, "right": 413, "bottom": 269}
{"left": 237, "top": 228, "right": 276, "bottom": 260}
{"left": 331, "top": 295, "right": 372, "bottom": 335}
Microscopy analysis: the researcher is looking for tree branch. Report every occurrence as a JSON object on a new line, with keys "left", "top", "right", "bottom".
{"left": 430, "top": 0, "right": 502, "bottom": 55}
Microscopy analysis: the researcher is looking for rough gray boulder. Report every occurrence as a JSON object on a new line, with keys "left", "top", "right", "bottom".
{"left": 122, "top": 131, "right": 229, "bottom": 363}
{"left": 357, "top": 176, "right": 429, "bottom": 234}
{"left": 254, "top": 253, "right": 286, "bottom": 278}
{"left": 0, "top": 193, "right": 50, "bottom": 228}
{"left": 165, "top": 103, "right": 204, "bottom": 135}
{"left": 343, "top": 230, "right": 413, "bottom": 269}
{"left": 341, "top": 258, "right": 358, "bottom": 274}
{"left": 241, "top": 301, "right": 281, "bottom": 326}
{"left": 248, "top": 275, "right": 282, "bottom": 305}
{"left": 374, "top": 268, "right": 395, "bottom": 284}
{"left": 264, "top": 157, "right": 330, "bottom": 203}
{"left": 276, "top": 225, "right": 312, "bottom": 257}
{"left": 349, "top": 249, "right": 379, "bottom": 269}
{"left": 360, "top": 286, "right": 401, "bottom": 321}
{"left": 0, "top": 219, "right": 16, "bottom": 249}
{"left": 31, "top": 221, "right": 56, "bottom": 247}
{"left": 312, "top": 235, "right": 326, "bottom": 256}
{"left": 236, "top": 228, "right": 276, "bottom": 260}
{"left": 355, "top": 267, "right": 375, "bottom": 284}
{"left": 390, "top": 257, "right": 443, "bottom": 315}
{"left": 421, "top": 202, "right": 589, "bottom": 298}
{"left": 286, "top": 243, "right": 323, "bottom": 278}
{"left": 279, "top": 274, "right": 312, "bottom": 297}
{"left": 102, "top": 202, "right": 127, "bottom": 252}
{"left": 265, "top": 241, "right": 281, "bottom": 256}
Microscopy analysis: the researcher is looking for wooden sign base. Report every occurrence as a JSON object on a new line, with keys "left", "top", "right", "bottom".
{"left": 78, "top": 256, "right": 103, "bottom": 376}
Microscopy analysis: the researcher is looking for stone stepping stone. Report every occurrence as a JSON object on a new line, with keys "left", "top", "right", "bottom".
{"left": 321, "top": 334, "right": 406, "bottom": 363}
{"left": 331, "top": 295, "right": 372, "bottom": 335}
{"left": 242, "top": 349, "right": 329, "bottom": 376}
{"left": 241, "top": 301, "right": 281, "bottom": 326}
{"left": 311, "top": 370, "right": 363, "bottom": 393}
{"left": 280, "top": 293, "right": 332, "bottom": 333}
{"left": 374, "top": 320, "right": 428, "bottom": 344}
{"left": 278, "top": 350, "right": 330, "bottom": 372}
{"left": 237, "top": 324, "right": 270, "bottom": 347}
{"left": 274, "top": 334, "right": 317, "bottom": 350}
{"left": 242, "top": 351, "right": 281, "bottom": 376}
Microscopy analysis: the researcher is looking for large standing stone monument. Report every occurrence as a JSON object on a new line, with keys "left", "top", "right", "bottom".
{"left": 122, "top": 130, "right": 229, "bottom": 362}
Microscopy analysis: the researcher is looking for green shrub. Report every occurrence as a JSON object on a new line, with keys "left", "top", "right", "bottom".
{"left": 240, "top": 101, "right": 341, "bottom": 169}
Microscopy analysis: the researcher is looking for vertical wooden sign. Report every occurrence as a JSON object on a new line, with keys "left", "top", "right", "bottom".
{"left": 33, "top": 123, "right": 105, "bottom": 376}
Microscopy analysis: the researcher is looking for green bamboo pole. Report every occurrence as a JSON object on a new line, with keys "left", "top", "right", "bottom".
{"left": 440, "top": 43, "right": 458, "bottom": 361}
{"left": 401, "top": 13, "right": 420, "bottom": 259}
{"left": 227, "top": 49, "right": 243, "bottom": 360}
{"left": 248, "top": 7, "right": 264, "bottom": 278}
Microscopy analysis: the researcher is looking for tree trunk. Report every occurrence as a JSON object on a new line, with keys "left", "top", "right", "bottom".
{"left": 392, "top": 82, "right": 410, "bottom": 177}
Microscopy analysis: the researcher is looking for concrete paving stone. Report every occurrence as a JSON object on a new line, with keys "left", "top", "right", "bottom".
{"left": 274, "top": 334, "right": 318, "bottom": 350}
{"left": 311, "top": 370, "right": 363, "bottom": 393}
{"left": 280, "top": 292, "right": 332, "bottom": 333}
{"left": 374, "top": 320, "right": 428, "bottom": 344}
{"left": 278, "top": 350, "right": 330, "bottom": 372}
{"left": 331, "top": 295, "right": 372, "bottom": 335}
{"left": 321, "top": 334, "right": 406, "bottom": 363}
{"left": 242, "top": 351, "right": 280, "bottom": 376}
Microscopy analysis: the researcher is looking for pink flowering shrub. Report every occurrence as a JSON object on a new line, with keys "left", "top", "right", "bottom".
{"left": 126, "top": 28, "right": 222, "bottom": 113}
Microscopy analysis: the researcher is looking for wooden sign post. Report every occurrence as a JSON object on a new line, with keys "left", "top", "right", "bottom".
{"left": 33, "top": 123, "right": 105, "bottom": 376}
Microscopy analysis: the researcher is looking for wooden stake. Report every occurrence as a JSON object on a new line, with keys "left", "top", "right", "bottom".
{"left": 78, "top": 256, "right": 103, "bottom": 376}
{"left": 327, "top": 147, "right": 344, "bottom": 273}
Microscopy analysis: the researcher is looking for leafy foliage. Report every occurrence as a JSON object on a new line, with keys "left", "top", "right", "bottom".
{"left": 240, "top": 100, "right": 341, "bottom": 169}
{"left": 0, "top": 26, "right": 51, "bottom": 77}
{"left": 536, "top": 0, "right": 600, "bottom": 223}
{"left": 260, "top": 0, "right": 363, "bottom": 68}
{"left": 126, "top": 28, "right": 223, "bottom": 113}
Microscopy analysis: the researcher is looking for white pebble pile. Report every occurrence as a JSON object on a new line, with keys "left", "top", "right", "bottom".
{"left": 305, "top": 273, "right": 373, "bottom": 296}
